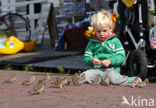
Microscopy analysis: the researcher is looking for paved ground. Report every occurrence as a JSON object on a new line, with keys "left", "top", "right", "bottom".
{"left": 0, "top": 70, "right": 156, "bottom": 108}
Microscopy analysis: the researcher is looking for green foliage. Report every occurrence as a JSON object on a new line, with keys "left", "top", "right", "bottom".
{"left": 57, "top": 66, "right": 65, "bottom": 73}
{"left": 57, "top": 66, "right": 72, "bottom": 74}
{"left": 0, "top": 30, "right": 13, "bottom": 37}
{"left": 4, "top": 64, "right": 13, "bottom": 70}
{"left": 67, "top": 69, "right": 71, "bottom": 74}
{"left": 24, "top": 64, "right": 33, "bottom": 71}
{"left": 77, "top": 70, "right": 82, "bottom": 75}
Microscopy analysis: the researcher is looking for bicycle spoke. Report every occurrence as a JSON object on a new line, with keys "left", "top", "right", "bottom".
{"left": 2, "top": 13, "right": 31, "bottom": 41}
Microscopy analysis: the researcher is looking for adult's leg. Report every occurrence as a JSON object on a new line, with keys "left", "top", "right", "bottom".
{"left": 117, "top": 0, "right": 127, "bottom": 44}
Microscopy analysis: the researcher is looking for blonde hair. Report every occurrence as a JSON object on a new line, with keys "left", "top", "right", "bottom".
{"left": 91, "top": 10, "right": 115, "bottom": 30}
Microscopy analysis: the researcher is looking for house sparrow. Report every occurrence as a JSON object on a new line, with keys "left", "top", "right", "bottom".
{"left": 93, "top": 75, "right": 101, "bottom": 85}
{"left": 30, "top": 80, "right": 44, "bottom": 95}
{"left": 100, "top": 75, "right": 110, "bottom": 86}
{"left": 72, "top": 73, "right": 79, "bottom": 85}
{"left": 78, "top": 73, "right": 86, "bottom": 84}
{"left": 126, "top": 77, "right": 141, "bottom": 88}
{"left": 66, "top": 76, "right": 73, "bottom": 85}
{"left": 41, "top": 73, "right": 51, "bottom": 85}
{"left": 51, "top": 76, "right": 68, "bottom": 89}
{"left": 2, "top": 74, "right": 16, "bottom": 84}
{"left": 137, "top": 78, "right": 149, "bottom": 88}
{"left": 21, "top": 75, "right": 36, "bottom": 86}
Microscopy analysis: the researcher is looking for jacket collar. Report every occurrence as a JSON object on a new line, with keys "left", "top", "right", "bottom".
{"left": 90, "top": 33, "right": 117, "bottom": 42}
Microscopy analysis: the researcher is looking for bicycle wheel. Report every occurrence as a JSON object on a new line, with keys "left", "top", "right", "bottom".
{"left": 128, "top": 49, "right": 148, "bottom": 80}
{"left": 0, "top": 17, "right": 14, "bottom": 36}
{"left": 2, "top": 13, "right": 31, "bottom": 41}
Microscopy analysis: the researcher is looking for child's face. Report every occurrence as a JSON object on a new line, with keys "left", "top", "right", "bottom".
{"left": 94, "top": 26, "right": 113, "bottom": 41}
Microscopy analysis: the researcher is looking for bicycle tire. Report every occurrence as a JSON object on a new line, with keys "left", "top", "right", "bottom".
{"left": 2, "top": 13, "right": 31, "bottom": 41}
{"left": 128, "top": 49, "right": 148, "bottom": 80}
{"left": 0, "top": 16, "right": 14, "bottom": 36}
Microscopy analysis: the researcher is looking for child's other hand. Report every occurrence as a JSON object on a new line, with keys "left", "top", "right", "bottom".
{"left": 101, "top": 59, "right": 111, "bottom": 67}
{"left": 92, "top": 58, "right": 101, "bottom": 65}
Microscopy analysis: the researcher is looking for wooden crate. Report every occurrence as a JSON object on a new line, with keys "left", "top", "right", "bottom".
{"left": 64, "top": 24, "right": 89, "bottom": 51}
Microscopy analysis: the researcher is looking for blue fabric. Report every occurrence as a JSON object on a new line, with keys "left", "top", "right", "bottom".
{"left": 128, "top": 77, "right": 136, "bottom": 83}
{"left": 54, "top": 17, "right": 91, "bottom": 51}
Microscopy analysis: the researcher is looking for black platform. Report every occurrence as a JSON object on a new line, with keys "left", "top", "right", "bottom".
{"left": 0, "top": 50, "right": 90, "bottom": 70}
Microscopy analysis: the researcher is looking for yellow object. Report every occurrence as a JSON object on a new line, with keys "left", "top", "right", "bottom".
{"left": 23, "top": 39, "right": 36, "bottom": 52}
{"left": 121, "top": 0, "right": 136, "bottom": 7}
{"left": 0, "top": 36, "right": 36, "bottom": 54}
{"left": 0, "top": 36, "right": 24, "bottom": 54}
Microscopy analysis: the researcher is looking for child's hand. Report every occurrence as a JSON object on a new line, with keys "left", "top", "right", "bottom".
{"left": 101, "top": 59, "right": 111, "bottom": 67}
{"left": 92, "top": 58, "right": 101, "bottom": 65}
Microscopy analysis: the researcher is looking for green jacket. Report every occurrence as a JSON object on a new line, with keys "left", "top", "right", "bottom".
{"left": 83, "top": 33, "right": 126, "bottom": 72}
